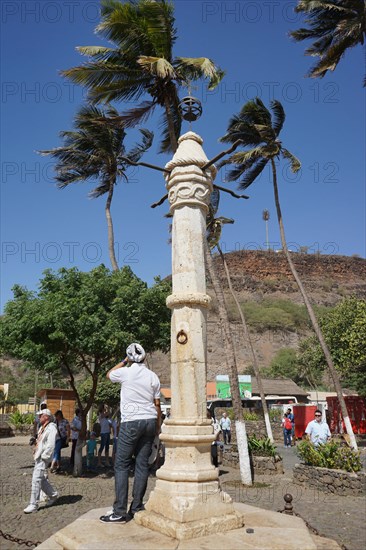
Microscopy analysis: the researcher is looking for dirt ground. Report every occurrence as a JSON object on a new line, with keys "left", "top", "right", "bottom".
{"left": 0, "top": 437, "right": 365, "bottom": 550}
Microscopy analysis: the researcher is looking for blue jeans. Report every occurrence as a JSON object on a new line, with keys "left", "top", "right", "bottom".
{"left": 222, "top": 429, "right": 231, "bottom": 444}
{"left": 98, "top": 433, "right": 110, "bottom": 455}
{"left": 113, "top": 418, "right": 156, "bottom": 517}
{"left": 283, "top": 428, "right": 292, "bottom": 446}
{"left": 53, "top": 438, "right": 63, "bottom": 461}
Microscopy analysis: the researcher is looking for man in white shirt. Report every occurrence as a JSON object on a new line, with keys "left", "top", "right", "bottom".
{"left": 24, "top": 409, "right": 59, "bottom": 513}
{"left": 305, "top": 410, "right": 331, "bottom": 446}
{"left": 100, "top": 343, "right": 161, "bottom": 524}
{"left": 220, "top": 412, "right": 232, "bottom": 445}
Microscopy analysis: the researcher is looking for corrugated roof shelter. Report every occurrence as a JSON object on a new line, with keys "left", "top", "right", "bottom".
{"left": 250, "top": 378, "right": 308, "bottom": 402}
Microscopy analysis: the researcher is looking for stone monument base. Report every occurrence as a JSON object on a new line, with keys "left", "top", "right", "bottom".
{"left": 37, "top": 502, "right": 342, "bottom": 550}
{"left": 134, "top": 508, "right": 244, "bottom": 540}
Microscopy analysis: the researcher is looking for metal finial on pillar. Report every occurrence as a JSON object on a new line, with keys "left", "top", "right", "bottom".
{"left": 178, "top": 96, "right": 203, "bottom": 123}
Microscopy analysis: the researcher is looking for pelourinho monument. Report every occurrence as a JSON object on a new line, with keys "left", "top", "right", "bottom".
{"left": 134, "top": 131, "right": 245, "bottom": 539}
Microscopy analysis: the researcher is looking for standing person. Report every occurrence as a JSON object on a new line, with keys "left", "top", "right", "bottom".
{"left": 209, "top": 413, "right": 222, "bottom": 468}
{"left": 70, "top": 408, "right": 82, "bottom": 469}
{"left": 24, "top": 409, "right": 59, "bottom": 513}
{"left": 97, "top": 406, "right": 112, "bottom": 468}
{"left": 282, "top": 413, "right": 292, "bottom": 448}
{"left": 51, "top": 410, "right": 70, "bottom": 473}
{"left": 287, "top": 407, "right": 295, "bottom": 445}
{"left": 32, "top": 402, "right": 48, "bottom": 437}
{"left": 86, "top": 432, "right": 97, "bottom": 471}
{"left": 220, "top": 412, "right": 231, "bottom": 445}
{"left": 305, "top": 409, "right": 331, "bottom": 447}
{"left": 100, "top": 343, "right": 161, "bottom": 524}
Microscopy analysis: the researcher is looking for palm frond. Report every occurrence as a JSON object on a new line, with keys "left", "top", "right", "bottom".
{"left": 98, "top": 0, "right": 176, "bottom": 59}
{"left": 290, "top": 0, "right": 365, "bottom": 83}
{"left": 113, "top": 101, "right": 156, "bottom": 129}
{"left": 281, "top": 148, "right": 301, "bottom": 173}
{"left": 175, "top": 57, "right": 225, "bottom": 89}
{"left": 125, "top": 129, "right": 154, "bottom": 163}
{"left": 137, "top": 56, "right": 176, "bottom": 79}
{"left": 270, "top": 100, "right": 286, "bottom": 136}
{"left": 236, "top": 158, "right": 268, "bottom": 190}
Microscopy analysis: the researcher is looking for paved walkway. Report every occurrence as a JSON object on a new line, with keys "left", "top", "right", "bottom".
{"left": 0, "top": 438, "right": 365, "bottom": 550}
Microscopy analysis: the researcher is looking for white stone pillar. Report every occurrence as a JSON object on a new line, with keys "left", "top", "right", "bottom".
{"left": 135, "top": 132, "right": 244, "bottom": 540}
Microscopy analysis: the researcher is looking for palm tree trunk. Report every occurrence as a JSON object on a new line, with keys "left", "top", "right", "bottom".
{"left": 164, "top": 96, "right": 178, "bottom": 153}
{"left": 270, "top": 159, "right": 357, "bottom": 450}
{"left": 217, "top": 244, "right": 274, "bottom": 443}
{"left": 105, "top": 181, "right": 119, "bottom": 272}
{"left": 204, "top": 240, "right": 252, "bottom": 484}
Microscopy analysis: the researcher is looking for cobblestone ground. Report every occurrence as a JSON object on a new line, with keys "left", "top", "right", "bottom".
{"left": 0, "top": 439, "right": 365, "bottom": 550}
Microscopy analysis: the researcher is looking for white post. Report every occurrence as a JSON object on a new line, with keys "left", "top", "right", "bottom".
{"left": 135, "top": 132, "right": 244, "bottom": 540}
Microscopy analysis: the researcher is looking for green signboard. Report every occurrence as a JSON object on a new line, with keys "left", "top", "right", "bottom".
{"left": 216, "top": 375, "right": 252, "bottom": 399}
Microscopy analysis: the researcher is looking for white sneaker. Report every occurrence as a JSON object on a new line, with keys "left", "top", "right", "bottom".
{"left": 44, "top": 492, "right": 59, "bottom": 507}
{"left": 24, "top": 504, "right": 38, "bottom": 514}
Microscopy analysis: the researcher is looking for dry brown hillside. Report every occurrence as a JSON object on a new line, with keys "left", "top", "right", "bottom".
{"left": 149, "top": 251, "right": 366, "bottom": 384}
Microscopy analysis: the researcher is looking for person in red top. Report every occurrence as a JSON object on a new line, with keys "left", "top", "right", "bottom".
{"left": 282, "top": 413, "right": 292, "bottom": 448}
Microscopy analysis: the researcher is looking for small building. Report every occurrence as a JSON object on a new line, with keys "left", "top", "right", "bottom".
{"left": 250, "top": 378, "right": 309, "bottom": 404}
{"left": 37, "top": 388, "right": 77, "bottom": 421}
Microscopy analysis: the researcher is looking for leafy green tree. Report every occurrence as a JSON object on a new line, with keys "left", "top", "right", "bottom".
{"left": 78, "top": 373, "right": 121, "bottom": 409}
{"left": 266, "top": 348, "right": 300, "bottom": 381}
{"left": 0, "top": 266, "right": 171, "bottom": 434}
{"left": 220, "top": 98, "right": 358, "bottom": 450}
{"left": 39, "top": 105, "right": 153, "bottom": 271}
{"left": 290, "top": 0, "right": 366, "bottom": 86}
{"left": 298, "top": 298, "right": 366, "bottom": 395}
{"left": 62, "top": 0, "right": 224, "bottom": 152}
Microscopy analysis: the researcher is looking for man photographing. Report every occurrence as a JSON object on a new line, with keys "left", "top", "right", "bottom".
{"left": 100, "top": 343, "right": 161, "bottom": 524}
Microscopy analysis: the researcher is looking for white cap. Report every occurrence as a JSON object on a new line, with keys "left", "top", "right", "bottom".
{"left": 37, "top": 408, "right": 52, "bottom": 417}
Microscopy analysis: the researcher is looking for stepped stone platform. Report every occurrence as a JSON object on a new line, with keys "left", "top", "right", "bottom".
{"left": 37, "top": 502, "right": 341, "bottom": 550}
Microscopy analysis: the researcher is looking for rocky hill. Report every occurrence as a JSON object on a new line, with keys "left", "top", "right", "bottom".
{"left": 2, "top": 251, "right": 365, "bottom": 392}
{"left": 150, "top": 251, "right": 366, "bottom": 384}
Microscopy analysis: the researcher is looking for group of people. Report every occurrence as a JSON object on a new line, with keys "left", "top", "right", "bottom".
{"left": 282, "top": 407, "right": 332, "bottom": 448}
{"left": 24, "top": 341, "right": 332, "bottom": 522}
{"left": 32, "top": 405, "right": 83, "bottom": 473}
{"left": 86, "top": 407, "right": 118, "bottom": 471}
{"left": 24, "top": 342, "right": 162, "bottom": 524}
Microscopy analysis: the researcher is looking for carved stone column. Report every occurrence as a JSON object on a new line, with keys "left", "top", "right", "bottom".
{"left": 135, "top": 132, "right": 244, "bottom": 539}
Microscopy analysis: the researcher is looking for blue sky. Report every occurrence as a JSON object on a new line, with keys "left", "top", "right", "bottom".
{"left": 1, "top": 0, "right": 365, "bottom": 310}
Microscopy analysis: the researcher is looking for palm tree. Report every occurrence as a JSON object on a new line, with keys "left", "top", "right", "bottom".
{"left": 62, "top": 0, "right": 224, "bottom": 152}
{"left": 39, "top": 104, "right": 153, "bottom": 271}
{"left": 220, "top": 98, "right": 358, "bottom": 450}
{"left": 207, "top": 200, "right": 274, "bottom": 444}
{"left": 290, "top": 0, "right": 366, "bottom": 85}
{"left": 204, "top": 238, "right": 252, "bottom": 485}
